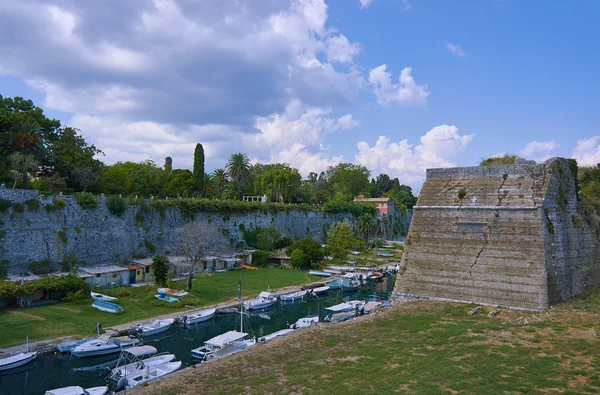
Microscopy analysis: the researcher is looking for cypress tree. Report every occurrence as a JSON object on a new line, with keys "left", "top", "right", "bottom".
{"left": 193, "top": 143, "right": 205, "bottom": 194}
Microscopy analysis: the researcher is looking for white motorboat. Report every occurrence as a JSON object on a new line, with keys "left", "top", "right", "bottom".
{"left": 109, "top": 346, "right": 181, "bottom": 391}
{"left": 326, "top": 311, "right": 356, "bottom": 323}
{"left": 90, "top": 292, "right": 118, "bottom": 302}
{"left": 280, "top": 290, "right": 307, "bottom": 301}
{"left": 137, "top": 318, "right": 174, "bottom": 337}
{"left": 0, "top": 351, "right": 37, "bottom": 371}
{"left": 290, "top": 316, "right": 319, "bottom": 329}
{"left": 341, "top": 276, "right": 361, "bottom": 291}
{"left": 243, "top": 291, "right": 277, "bottom": 310}
{"left": 157, "top": 288, "right": 188, "bottom": 297}
{"left": 191, "top": 304, "right": 256, "bottom": 361}
{"left": 258, "top": 329, "right": 294, "bottom": 343}
{"left": 57, "top": 337, "right": 95, "bottom": 353}
{"left": 45, "top": 385, "right": 108, "bottom": 395}
{"left": 323, "top": 300, "right": 365, "bottom": 322}
{"left": 71, "top": 334, "right": 140, "bottom": 358}
{"left": 308, "top": 286, "right": 330, "bottom": 295}
{"left": 179, "top": 308, "right": 216, "bottom": 325}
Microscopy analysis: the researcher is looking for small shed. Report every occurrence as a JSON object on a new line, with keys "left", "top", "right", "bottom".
{"left": 79, "top": 265, "right": 129, "bottom": 288}
{"left": 129, "top": 258, "right": 155, "bottom": 283}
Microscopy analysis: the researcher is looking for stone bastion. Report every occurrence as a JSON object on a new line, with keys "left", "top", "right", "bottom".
{"left": 394, "top": 157, "right": 600, "bottom": 310}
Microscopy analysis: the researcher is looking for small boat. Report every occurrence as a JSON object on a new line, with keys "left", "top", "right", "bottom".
{"left": 216, "top": 307, "right": 238, "bottom": 315}
{"left": 349, "top": 251, "right": 361, "bottom": 255}
{"left": 363, "top": 301, "right": 384, "bottom": 314}
{"left": 326, "top": 279, "right": 342, "bottom": 289}
{"left": 341, "top": 277, "right": 361, "bottom": 291}
{"left": 191, "top": 304, "right": 256, "bottom": 361}
{"left": 367, "top": 272, "right": 385, "bottom": 282}
{"left": 157, "top": 288, "right": 188, "bottom": 297}
{"left": 280, "top": 290, "right": 307, "bottom": 301}
{"left": 308, "top": 286, "right": 330, "bottom": 295}
{"left": 0, "top": 351, "right": 37, "bottom": 371}
{"left": 109, "top": 346, "right": 181, "bottom": 391}
{"left": 57, "top": 337, "right": 95, "bottom": 353}
{"left": 378, "top": 252, "right": 395, "bottom": 257}
{"left": 45, "top": 386, "right": 108, "bottom": 395}
{"left": 290, "top": 316, "right": 319, "bottom": 329}
{"left": 179, "top": 308, "right": 216, "bottom": 325}
{"left": 324, "top": 302, "right": 363, "bottom": 322}
{"left": 92, "top": 300, "right": 124, "bottom": 313}
{"left": 71, "top": 334, "right": 140, "bottom": 358}
{"left": 244, "top": 291, "right": 277, "bottom": 310}
{"left": 154, "top": 294, "right": 179, "bottom": 303}
{"left": 90, "top": 292, "right": 118, "bottom": 302}
{"left": 309, "top": 270, "right": 331, "bottom": 277}
{"left": 137, "top": 318, "right": 174, "bottom": 337}
{"left": 240, "top": 264, "right": 258, "bottom": 270}
{"left": 326, "top": 311, "right": 356, "bottom": 323}
{"left": 258, "top": 329, "right": 294, "bottom": 343}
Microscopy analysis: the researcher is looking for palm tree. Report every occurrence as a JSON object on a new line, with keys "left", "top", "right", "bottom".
{"left": 213, "top": 168, "right": 228, "bottom": 187}
{"left": 356, "top": 213, "right": 377, "bottom": 251}
{"left": 226, "top": 153, "right": 251, "bottom": 186}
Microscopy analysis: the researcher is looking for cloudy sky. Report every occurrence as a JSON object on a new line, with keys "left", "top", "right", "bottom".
{"left": 1, "top": 0, "right": 600, "bottom": 190}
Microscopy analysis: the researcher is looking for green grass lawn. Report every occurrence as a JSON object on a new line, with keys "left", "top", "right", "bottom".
{"left": 0, "top": 269, "right": 319, "bottom": 349}
{"left": 136, "top": 290, "right": 600, "bottom": 395}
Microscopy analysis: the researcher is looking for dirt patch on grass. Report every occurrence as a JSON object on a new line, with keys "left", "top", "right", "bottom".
{"left": 10, "top": 311, "right": 45, "bottom": 321}
{"left": 54, "top": 306, "right": 81, "bottom": 313}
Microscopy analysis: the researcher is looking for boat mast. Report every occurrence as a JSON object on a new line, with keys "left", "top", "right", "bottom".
{"left": 239, "top": 281, "right": 243, "bottom": 333}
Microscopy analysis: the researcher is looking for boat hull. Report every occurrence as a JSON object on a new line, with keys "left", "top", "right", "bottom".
{"left": 139, "top": 319, "right": 174, "bottom": 337}
{"left": 182, "top": 308, "right": 216, "bottom": 325}
{"left": 92, "top": 300, "right": 123, "bottom": 313}
{"left": 0, "top": 352, "right": 37, "bottom": 371}
{"left": 245, "top": 300, "right": 276, "bottom": 310}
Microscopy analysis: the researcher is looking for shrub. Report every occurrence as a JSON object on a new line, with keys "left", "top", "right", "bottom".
{"left": 457, "top": 188, "right": 467, "bottom": 200}
{"left": 480, "top": 155, "right": 517, "bottom": 166}
{"left": 290, "top": 249, "right": 310, "bottom": 269}
{"left": 63, "top": 289, "right": 89, "bottom": 303}
{"left": 287, "top": 237, "right": 324, "bottom": 268}
{"left": 0, "top": 199, "right": 11, "bottom": 213}
{"left": 57, "top": 229, "right": 68, "bottom": 244}
{"left": 256, "top": 227, "right": 281, "bottom": 251}
{"left": 323, "top": 201, "right": 377, "bottom": 217}
{"left": 242, "top": 225, "right": 262, "bottom": 248}
{"left": 25, "top": 198, "right": 40, "bottom": 212}
{"left": 274, "top": 235, "right": 293, "bottom": 249}
{"left": 60, "top": 255, "right": 82, "bottom": 272}
{"left": 0, "top": 259, "right": 8, "bottom": 280}
{"left": 45, "top": 197, "right": 67, "bottom": 212}
{"left": 151, "top": 254, "right": 170, "bottom": 287}
{"left": 75, "top": 192, "right": 98, "bottom": 209}
{"left": 28, "top": 258, "right": 53, "bottom": 275}
{"left": 0, "top": 274, "right": 89, "bottom": 299}
{"left": 144, "top": 239, "right": 156, "bottom": 253}
{"left": 12, "top": 203, "right": 24, "bottom": 213}
{"left": 107, "top": 195, "right": 127, "bottom": 217}
{"left": 252, "top": 250, "right": 271, "bottom": 267}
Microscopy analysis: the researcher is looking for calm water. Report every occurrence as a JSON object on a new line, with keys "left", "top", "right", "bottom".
{"left": 0, "top": 276, "right": 396, "bottom": 395}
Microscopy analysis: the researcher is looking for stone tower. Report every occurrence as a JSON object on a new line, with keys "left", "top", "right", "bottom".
{"left": 394, "top": 158, "right": 600, "bottom": 310}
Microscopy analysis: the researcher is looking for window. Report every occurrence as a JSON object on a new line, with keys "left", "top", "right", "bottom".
{"left": 113, "top": 273, "right": 118, "bottom": 278}
{"left": 145, "top": 266, "right": 150, "bottom": 273}
{"left": 137, "top": 270, "right": 140, "bottom": 275}
{"left": 95, "top": 274, "right": 101, "bottom": 278}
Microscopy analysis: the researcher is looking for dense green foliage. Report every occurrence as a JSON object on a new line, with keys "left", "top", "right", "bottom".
{"left": 106, "top": 195, "right": 127, "bottom": 217}
{"left": 323, "top": 201, "right": 377, "bottom": 216}
{"left": 327, "top": 221, "right": 361, "bottom": 260}
{"left": 286, "top": 237, "right": 324, "bottom": 269}
{"left": 193, "top": 143, "right": 205, "bottom": 194}
{"left": 75, "top": 192, "right": 98, "bottom": 209}
{"left": 151, "top": 254, "right": 170, "bottom": 287}
{"left": 252, "top": 250, "right": 271, "bottom": 267}
{"left": 0, "top": 273, "right": 89, "bottom": 299}
{"left": 290, "top": 249, "right": 309, "bottom": 269}
{"left": 0, "top": 198, "right": 11, "bottom": 213}
{"left": 356, "top": 213, "right": 377, "bottom": 250}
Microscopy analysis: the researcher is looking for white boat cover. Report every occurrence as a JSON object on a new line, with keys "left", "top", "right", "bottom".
{"left": 45, "top": 386, "right": 108, "bottom": 395}
{"left": 123, "top": 345, "right": 157, "bottom": 357}
{"left": 258, "top": 291, "right": 273, "bottom": 298}
{"left": 311, "top": 286, "right": 330, "bottom": 293}
{"left": 205, "top": 331, "right": 248, "bottom": 347}
{"left": 259, "top": 329, "right": 294, "bottom": 342}
{"left": 325, "top": 303, "right": 354, "bottom": 312}
{"left": 0, "top": 351, "right": 36, "bottom": 368}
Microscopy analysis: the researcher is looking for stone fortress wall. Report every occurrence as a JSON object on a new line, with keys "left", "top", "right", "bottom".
{"left": 0, "top": 189, "right": 411, "bottom": 275}
{"left": 394, "top": 158, "right": 600, "bottom": 310}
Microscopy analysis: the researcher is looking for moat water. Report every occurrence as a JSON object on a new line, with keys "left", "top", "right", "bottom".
{"left": 0, "top": 276, "right": 396, "bottom": 395}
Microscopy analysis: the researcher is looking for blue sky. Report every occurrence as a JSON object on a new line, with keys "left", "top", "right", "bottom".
{"left": 1, "top": 0, "right": 599, "bottom": 190}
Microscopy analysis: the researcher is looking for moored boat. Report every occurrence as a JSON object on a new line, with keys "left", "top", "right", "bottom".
{"left": 308, "top": 285, "right": 330, "bottom": 295}
{"left": 258, "top": 329, "right": 294, "bottom": 343}
{"left": 90, "top": 292, "right": 118, "bottom": 302}
{"left": 45, "top": 385, "right": 108, "bottom": 395}
{"left": 108, "top": 346, "right": 181, "bottom": 391}
{"left": 179, "top": 308, "right": 216, "bottom": 325}
{"left": 309, "top": 270, "right": 331, "bottom": 277}
{"left": 71, "top": 334, "right": 140, "bottom": 358}
{"left": 290, "top": 316, "right": 319, "bottom": 329}
{"left": 341, "top": 277, "right": 361, "bottom": 291}
{"left": 57, "top": 337, "right": 95, "bottom": 353}
{"left": 280, "top": 290, "right": 307, "bottom": 301}
{"left": 157, "top": 288, "right": 188, "bottom": 297}
{"left": 0, "top": 351, "right": 37, "bottom": 371}
{"left": 92, "top": 300, "right": 124, "bottom": 313}
{"left": 244, "top": 291, "right": 277, "bottom": 310}
{"left": 326, "top": 279, "right": 342, "bottom": 289}
{"left": 137, "top": 318, "right": 174, "bottom": 337}
{"left": 154, "top": 294, "right": 179, "bottom": 303}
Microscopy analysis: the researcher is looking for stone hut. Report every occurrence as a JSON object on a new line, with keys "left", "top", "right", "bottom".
{"left": 394, "top": 157, "right": 600, "bottom": 310}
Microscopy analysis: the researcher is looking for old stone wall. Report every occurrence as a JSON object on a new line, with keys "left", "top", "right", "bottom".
{"left": 0, "top": 190, "right": 411, "bottom": 275}
{"left": 395, "top": 158, "right": 600, "bottom": 310}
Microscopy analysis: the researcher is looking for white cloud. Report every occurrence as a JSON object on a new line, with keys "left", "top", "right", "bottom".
{"left": 446, "top": 43, "right": 466, "bottom": 57}
{"left": 359, "top": 0, "right": 374, "bottom": 9}
{"left": 355, "top": 125, "right": 474, "bottom": 189}
{"left": 325, "top": 34, "right": 361, "bottom": 64}
{"left": 401, "top": 0, "right": 413, "bottom": 11}
{"left": 368, "top": 65, "right": 429, "bottom": 107}
{"left": 573, "top": 137, "right": 600, "bottom": 166}
{"left": 518, "top": 140, "right": 559, "bottom": 162}
{"left": 491, "top": 152, "right": 507, "bottom": 158}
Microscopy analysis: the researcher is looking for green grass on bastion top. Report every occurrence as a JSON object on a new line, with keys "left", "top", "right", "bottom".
{"left": 0, "top": 268, "right": 319, "bottom": 349}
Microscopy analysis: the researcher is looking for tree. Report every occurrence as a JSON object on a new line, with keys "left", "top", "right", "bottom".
{"left": 256, "top": 227, "right": 282, "bottom": 251}
{"left": 373, "top": 174, "right": 392, "bottom": 198}
{"left": 356, "top": 213, "right": 377, "bottom": 250}
{"left": 163, "top": 169, "right": 195, "bottom": 197}
{"left": 9, "top": 153, "right": 37, "bottom": 189}
{"left": 175, "top": 223, "right": 224, "bottom": 291}
{"left": 226, "top": 153, "right": 251, "bottom": 196}
{"left": 48, "top": 127, "right": 104, "bottom": 190}
{"left": 286, "top": 237, "right": 324, "bottom": 268}
{"left": 253, "top": 163, "right": 302, "bottom": 203}
{"left": 7, "top": 120, "right": 44, "bottom": 188}
{"left": 327, "top": 221, "right": 360, "bottom": 260}
{"left": 193, "top": 144, "right": 205, "bottom": 195}
{"left": 151, "top": 254, "right": 170, "bottom": 287}
{"left": 326, "top": 163, "right": 371, "bottom": 199}
{"left": 164, "top": 157, "right": 173, "bottom": 173}
{"left": 290, "top": 249, "right": 310, "bottom": 270}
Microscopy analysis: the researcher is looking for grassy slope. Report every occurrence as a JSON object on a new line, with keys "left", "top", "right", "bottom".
{"left": 0, "top": 269, "right": 318, "bottom": 348}
{"left": 136, "top": 291, "right": 600, "bottom": 395}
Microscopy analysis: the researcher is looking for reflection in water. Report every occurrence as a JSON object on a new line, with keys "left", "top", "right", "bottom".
{"left": 0, "top": 276, "right": 395, "bottom": 395}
